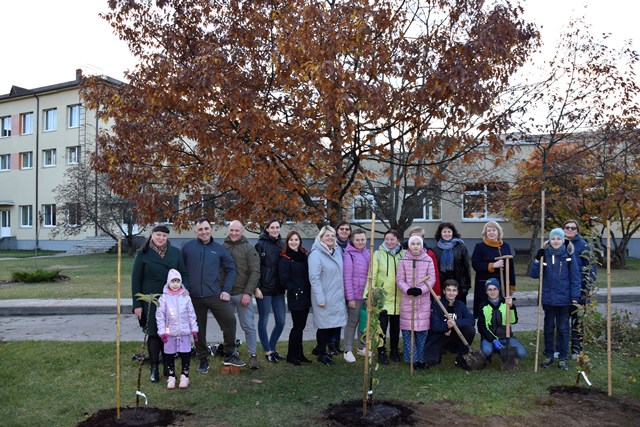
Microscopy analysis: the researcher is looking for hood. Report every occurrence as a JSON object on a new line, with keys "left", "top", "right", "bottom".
{"left": 259, "top": 230, "right": 281, "bottom": 243}
{"left": 543, "top": 239, "right": 574, "bottom": 256}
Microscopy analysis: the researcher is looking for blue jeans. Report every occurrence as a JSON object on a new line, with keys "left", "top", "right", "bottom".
{"left": 256, "top": 294, "right": 286, "bottom": 353}
{"left": 480, "top": 337, "right": 527, "bottom": 359}
{"left": 230, "top": 294, "right": 258, "bottom": 356}
{"left": 543, "top": 304, "right": 571, "bottom": 361}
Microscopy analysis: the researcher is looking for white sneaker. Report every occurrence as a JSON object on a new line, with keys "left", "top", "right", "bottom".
{"left": 343, "top": 351, "right": 356, "bottom": 363}
{"left": 179, "top": 374, "right": 189, "bottom": 389}
{"left": 357, "top": 348, "right": 372, "bottom": 357}
{"left": 167, "top": 376, "right": 176, "bottom": 390}
{"left": 553, "top": 352, "right": 560, "bottom": 359}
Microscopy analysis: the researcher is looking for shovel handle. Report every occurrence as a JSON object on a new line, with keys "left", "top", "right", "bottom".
{"left": 427, "top": 285, "right": 471, "bottom": 348}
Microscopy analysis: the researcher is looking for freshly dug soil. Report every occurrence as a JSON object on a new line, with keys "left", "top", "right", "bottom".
{"left": 77, "top": 407, "right": 191, "bottom": 427}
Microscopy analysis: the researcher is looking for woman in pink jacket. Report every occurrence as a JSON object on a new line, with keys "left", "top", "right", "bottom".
{"left": 396, "top": 235, "right": 436, "bottom": 370}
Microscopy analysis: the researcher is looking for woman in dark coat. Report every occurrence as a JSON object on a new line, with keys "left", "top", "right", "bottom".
{"left": 471, "top": 221, "right": 516, "bottom": 318}
{"left": 432, "top": 222, "right": 472, "bottom": 304}
{"left": 279, "top": 230, "right": 312, "bottom": 365}
{"left": 131, "top": 224, "right": 188, "bottom": 383}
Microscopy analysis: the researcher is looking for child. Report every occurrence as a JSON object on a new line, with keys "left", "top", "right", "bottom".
{"left": 477, "top": 278, "right": 527, "bottom": 360}
{"left": 156, "top": 269, "right": 199, "bottom": 389}
{"left": 529, "top": 228, "right": 581, "bottom": 371}
{"left": 424, "top": 279, "right": 476, "bottom": 369}
{"left": 396, "top": 235, "right": 436, "bottom": 370}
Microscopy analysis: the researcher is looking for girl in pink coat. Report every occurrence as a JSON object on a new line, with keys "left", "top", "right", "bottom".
{"left": 396, "top": 236, "right": 436, "bottom": 370}
{"left": 156, "top": 269, "right": 199, "bottom": 389}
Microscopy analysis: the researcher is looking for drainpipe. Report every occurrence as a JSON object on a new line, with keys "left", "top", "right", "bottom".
{"left": 33, "top": 92, "right": 40, "bottom": 250}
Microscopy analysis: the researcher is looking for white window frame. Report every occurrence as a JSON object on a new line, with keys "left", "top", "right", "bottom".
{"left": 21, "top": 112, "right": 33, "bottom": 135}
{"left": 0, "top": 154, "right": 10, "bottom": 171}
{"left": 44, "top": 108, "right": 57, "bottom": 131}
{"left": 68, "top": 104, "right": 81, "bottom": 128}
{"left": 462, "top": 182, "right": 508, "bottom": 221}
{"left": 0, "top": 116, "right": 11, "bottom": 137}
{"left": 352, "top": 193, "right": 376, "bottom": 222}
{"left": 20, "top": 205, "right": 33, "bottom": 227}
{"left": 415, "top": 197, "right": 442, "bottom": 221}
{"left": 20, "top": 151, "right": 33, "bottom": 169}
{"left": 42, "top": 204, "right": 56, "bottom": 227}
{"left": 67, "top": 146, "right": 80, "bottom": 165}
{"left": 43, "top": 149, "right": 57, "bottom": 167}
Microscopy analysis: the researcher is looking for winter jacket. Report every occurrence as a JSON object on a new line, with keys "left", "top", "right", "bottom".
{"left": 471, "top": 239, "right": 516, "bottom": 318}
{"left": 255, "top": 231, "right": 284, "bottom": 296}
{"left": 342, "top": 242, "right": 370, "bottom": 302}
{"left": 371, "top": 245, "right": 404, "bottom": 315}
{"left": 569, "top": 234, "right": 597, "bottom": 302}
{"left": 279, "top": 248, "right": 312, "bottom": 312}
{"left": 429, "top": 299, "right": 475, "bottom": 335}
{"left": 308, "top": 239, "right": 347, "bottom": 329}
{"left": 402, "top": 238, "right": 441, "bottom": 295}
{"left": 156, "top": 282, "right": 198, "bottom": 338}
{"left": 529, "top": 240, "right": 581, "bottom": 306}
{"left": 223, "top": 235, "right": 260, "bottom": 296}
{"left": 131, "top": 242, "right": 188, "bottom": 336}
{"left": 477, "top": 298, "right": 519, "bottom": 342}
{"left": 432, "top": 240, "right": 472, "bottom": 298}
{"left": 396, "top": 249, "right": 436, "bottom": 331}
{"left": 181, "top": 238, "right": 236, "bottom": 297}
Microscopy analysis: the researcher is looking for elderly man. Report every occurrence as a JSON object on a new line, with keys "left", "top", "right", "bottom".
{"left": 182, "top": 217, "right": 244, "bottom": 374}
{"left": 223, "top": 220, "right": 261, "bottom": 369}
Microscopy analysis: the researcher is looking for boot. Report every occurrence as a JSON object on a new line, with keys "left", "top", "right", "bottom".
{"left": 378, "top": 348, "right": 389, "bottom": 365}
{"left": 149, "top": 364, "right": 160, "bottom": 383}
{"left": 390, "top": 348, "right": 400, "bottom": 362}
{"left": 317, "top": 352, "right": 336, "bottom": 366}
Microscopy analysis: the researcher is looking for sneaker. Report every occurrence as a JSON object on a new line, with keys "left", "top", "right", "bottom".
{"left": 179, "top": 374, "right": 189, "bottom": 389}
{"left": 249, "top": 354, "right": 259, "bottom": 369}
{"left": 540, "top": 357, "right": 554, "bottom": 368}
{"left": 357, "top": 348, "right": 372, "bottom": 357}
{"left": 558, "top": 360, "right": 569, "bottom": 371}
{"left": 197, "top": 358, "right": 209, "bottom": 374}
{"left": 343, "top": 351, "right": 356, "bottom": 363}
{"left": 571, "top": 353, "right": 579, "bottom": 360}
{"left": 553, "top": 351, "right": 559, "bottom": 359}
{"left": 272, "top": 351, "right": 286, "bottom": 361}
{"left": 317, "top": 353, "right": 336, "bottom": 366}
{"left": 265, "top": 353, "right": 279, "bottom": 363}
{"left": 167, "top": 376, "right": 176, "bottom": 390}
{"left": 223, "top": 352, "right": 246, "bottom": 367}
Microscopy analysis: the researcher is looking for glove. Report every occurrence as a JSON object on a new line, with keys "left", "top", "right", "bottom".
{"left": 192, "top": 332, "right": 199, "bottom": 342}
{"left": 535, "top": 249, "right": 545, "bottom": 260}
{"left": 493, "top": 339, "right": 504, "bottom": 350}
{"left": 407, "top": 287, "right": 422, "bottom": 297}
{"left": 160, "top": 334, "right": 169, "bottom": 344}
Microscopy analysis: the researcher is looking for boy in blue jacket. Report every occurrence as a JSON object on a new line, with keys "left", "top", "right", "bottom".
{"left": 424, "top": 279, "right": 476, "bottom": 369}
{"left": 530, "top": 228, "right": 581, "bottom": 371}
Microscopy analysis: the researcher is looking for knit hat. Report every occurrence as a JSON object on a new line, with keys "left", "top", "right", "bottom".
{"left": 485, "top": 278, "right": 499, "bottom": 292}
{"left": 408, "top": 235, "right": 423, "bottom": 247}
{"left": 152, "top": 224, "right": 170, "bottom": 234}
{"left": 549, "top": 228, "right": 565, "bottom": 240}
{"left": 166, "top": 269, "right": 182, "bottom": 287}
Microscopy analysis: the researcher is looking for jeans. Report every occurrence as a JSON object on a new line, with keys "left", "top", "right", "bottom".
{"left": 230, "top": 294, "right": 258, "bottom": 356}
{"left": 344, "top": 299, "right": 364, "bottom": 352}
{"left": 543, "top": 304, "right": 571, "bottom": 361}
{"left": 480, "top": 337, "right": 527, "bottom": 359}
{"left": 256, "top": 294, "right": 286, "bottom": 353}
{"left": 191, "top": 296, "right": 237, "bottom": 360}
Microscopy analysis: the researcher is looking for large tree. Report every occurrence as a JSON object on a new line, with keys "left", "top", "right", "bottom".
{"left": 83, "top": 0, "right": 537, "bottom": 231}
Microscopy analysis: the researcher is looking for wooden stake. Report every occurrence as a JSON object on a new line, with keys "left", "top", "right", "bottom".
{"left": 534, "top": 255, "right": 543, "bottom": 373}
{"left": 607, "top": 221, "right": 612, "bottom": 396}
{"left": 116, "top": 233, "right": 122, "bottom": 419}
{"left": 362, "top": 213, "right": 376, "bottom": 416}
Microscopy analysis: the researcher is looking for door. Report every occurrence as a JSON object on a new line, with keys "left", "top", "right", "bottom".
{"left": 1, "top": 210, "right": 10, "bottom": 237}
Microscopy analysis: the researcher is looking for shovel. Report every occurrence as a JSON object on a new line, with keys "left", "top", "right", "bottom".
{"left": 427, "top": 285, "right": 487, "bottom": 370}
{"left": 500, "top": 256, "right": 518, "bottom": 371}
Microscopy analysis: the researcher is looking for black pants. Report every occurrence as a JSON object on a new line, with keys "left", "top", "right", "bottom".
{"left": 424, "top": 324, "right": 476, "bottom": 366}
{"left": 147, "top": 335, "right": 165, "bottom": 365}
{"left": 164, "top": 352, "right": 191, "bottom": 377}
{"left": 379, "top": 311, "right": 400, "bottom": 352}
{"left": 288, "top": 308, "right": 309, "bottom": 360}
{"left": 316, "top": 327, "right": 341, "bottom": 355}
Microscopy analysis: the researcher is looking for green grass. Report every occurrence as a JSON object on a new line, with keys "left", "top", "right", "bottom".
{"left": 0, "top": 336, "right": 637, "bottom": 427}
{"left": 0, "top": 249, "right": 64, "bottom": 258}
{"left": 0, "top": 254, "right": 638, "bottom": 299}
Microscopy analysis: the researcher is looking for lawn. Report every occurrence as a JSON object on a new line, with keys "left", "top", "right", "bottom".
{"left": 0, "top": 336, "right": 638, "bottom": 427}
{"left": 0, "top": 253, "right": 638, "bottom": 300}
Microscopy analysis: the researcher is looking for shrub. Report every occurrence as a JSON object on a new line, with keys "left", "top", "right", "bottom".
{"left": 583, "top": 303, "right": 640, "bottom": 354}
{"left": 11, "top": 269, "right": 63, "bottom": 283}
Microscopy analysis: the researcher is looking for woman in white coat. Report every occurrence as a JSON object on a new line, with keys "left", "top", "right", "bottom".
{"left": 308, "top": 225, "right": 348, "bottom": 365}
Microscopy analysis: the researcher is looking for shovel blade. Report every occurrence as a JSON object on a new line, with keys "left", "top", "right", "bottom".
{"left": 462, "top": 350, "right": 488, "bottom": 371}
{"left": 500, "top": 345, "right": 518, "bottom": 371}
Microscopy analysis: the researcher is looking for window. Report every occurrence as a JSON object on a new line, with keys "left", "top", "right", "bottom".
{"left": 416, "top": 196, "right": 441, "bottom": 220}
{"left": 353, "top": 194, "right": 374, "bottom": 221}
{"left": 1, "top": 116, "right": 10, "bottom": 137}
{"left": 43, "top": 149, "right": 56, "bottom": 167}
{"left": 21, "top": 112, "right": 33, "bottom": 135}
{"left": 43, "top": 204, "right": 56, "bottom": 227}
{"left": 20, "top": 205, "right": 33, "bottom": 227}
{"left": 0, "top": 154, "right": 9, "bottom": 171}
{"left": 20, "top": 152, "right": 33, "bottom": 169}
{"left": 44, "top": 108, "right": 57, "bottom": 131}
{"left": 67, "top": 146, "right": 80, "bottom": 164}
{"left": 462, "top": 182, "right": 509, "bottom": 220}
{"left": 353, "top": 187, "right": 391, "bottom": 221}
{"left": 67, "top": 203, "right": 82, "bottom": 226}
{"left": 68, "top": 104, "right": 81, "bottom": 128}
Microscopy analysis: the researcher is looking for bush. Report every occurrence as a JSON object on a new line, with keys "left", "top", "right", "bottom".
{"left": 584, "top": 303, "right": 640, "bottom": 354}
{"left": 11, "top": 269, "right": 63, "bottom": 283}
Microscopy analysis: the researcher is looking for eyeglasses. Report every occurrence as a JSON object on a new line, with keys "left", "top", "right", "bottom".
{"left": 564, "top": 226, "right": 577, "bottom": 231}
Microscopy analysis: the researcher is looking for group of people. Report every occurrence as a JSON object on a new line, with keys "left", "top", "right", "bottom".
{"left": 132, "top": 217, "right": 595, "bottom": 388}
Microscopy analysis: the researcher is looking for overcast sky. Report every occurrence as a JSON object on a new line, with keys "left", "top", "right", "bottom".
{"left": 1, "top": 0, "right": 637, "bottom": 92}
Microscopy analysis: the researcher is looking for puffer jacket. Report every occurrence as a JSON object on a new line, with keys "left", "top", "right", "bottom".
{"left": 156, "top": 279, "right": 198, "bottom": 337}
{"left": 529, "top": 240, "right": 581, "bottom": 306}
{"left": 396, "top": 249, "right": 435, "bottom": 331}
{"left": 255, "top": 231, "right": 284, "bottom": 296}
{"left": 342, "top": 241, "right": 370, "bottom": 302}
{"left": 371, "top": 245, "right": 404, "bottom": 315}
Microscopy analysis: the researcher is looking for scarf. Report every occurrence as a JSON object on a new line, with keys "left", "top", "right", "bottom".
{"left": 381, "top": 242, "right": 402, "bottom": 255}
{"left": 150, "top": 240, "right": 167, "bottom": 258}
{"left": 482, "top": 238, "right": 503, "bottom": 248}
{"left": 437, "top": 238, "right": 464, "bottom": 272}
{"left": 336, "top": 238, "right": 349, "bottom": 250}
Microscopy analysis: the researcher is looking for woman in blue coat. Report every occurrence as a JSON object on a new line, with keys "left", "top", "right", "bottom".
{"left": 529, "top": 228, "right": 581, "bottom": 371}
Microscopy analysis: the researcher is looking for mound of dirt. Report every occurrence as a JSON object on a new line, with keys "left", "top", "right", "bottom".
{"left": 77, "top": 407, "right": 192, "bottom": 427}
